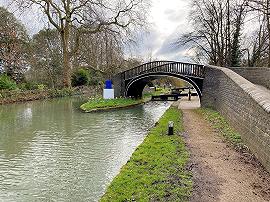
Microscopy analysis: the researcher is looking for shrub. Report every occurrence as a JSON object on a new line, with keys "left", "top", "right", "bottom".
{"left": 0, "top": 74, "right": 17, "bottom": 90}
{"left": 37, "top": 84, "right": 47, "bottom": 90}
{"left": 72, "top": 68, "right": 89, "bottom": 86}
{"left": 88, "top": 77, "right": 99, "bottom": 86}
{"left": 48, "top": 88, "right": 74, "bottom": 97}
{"left": 18, "top": 82, "right": 41, "bottom": 90}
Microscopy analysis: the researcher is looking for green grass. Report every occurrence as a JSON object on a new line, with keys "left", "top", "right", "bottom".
{"left": 101, "top": 107, "right": 192, "bottom": 201}
{"left": 143, "top": 87, "right": 171, "bottom": 98}
{"left": 197, "top": 108, "right": 244, "bottom": 149}
{"left": 80, "top": 98, "right": 143, "bottom": 112}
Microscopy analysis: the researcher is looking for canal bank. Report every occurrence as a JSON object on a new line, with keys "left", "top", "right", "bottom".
{"left": 179, "top": 97, "right": 270, "bottom": 201}
{"left": 0, "top": 85, "right": 101, "bottom": 105}
{"left": 101, "top": 97, "right": 270, "bottom": 201}
{"left": 101, "top": 106, "right": 192, "bottom": 201}
{"left": 80, "top": 98, "right": 148, "bottom": 112}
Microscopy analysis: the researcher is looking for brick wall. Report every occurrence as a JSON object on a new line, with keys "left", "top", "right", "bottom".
{"left": 230, "top": 67, "right": 270, "bottom": 89}
{"left": 202, "top": 66, "right": 270, "bottom": 172}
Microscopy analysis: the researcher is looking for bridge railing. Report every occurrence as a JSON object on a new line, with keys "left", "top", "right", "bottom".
{"left": 123, "top": 61, "right": 175, "bottom": 80}
{"left": 123, "top": 61, "right": 205, "bottom": 80}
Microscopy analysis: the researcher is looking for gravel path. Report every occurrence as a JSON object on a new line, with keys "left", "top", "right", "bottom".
{"left": 178, "top": 97, "right": 270, "bottom": 202}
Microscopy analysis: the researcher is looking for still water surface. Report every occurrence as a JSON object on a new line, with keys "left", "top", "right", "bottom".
{"left": 0, "top": 97, "right": 170, "bottom": 201}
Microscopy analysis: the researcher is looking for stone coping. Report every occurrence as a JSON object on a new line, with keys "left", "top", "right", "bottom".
{"left": 207, "top": 65, "right": 270, "bottom": 113}
{"left": 229, "top": 67, "right": 270, "bottom": 70}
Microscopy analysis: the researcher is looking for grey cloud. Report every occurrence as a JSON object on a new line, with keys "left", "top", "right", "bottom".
{"left": 155, "top": 25, "right": 193, "bottom": 62}
{"left": 164, "top": 8, "right": 187, "bottom": 23}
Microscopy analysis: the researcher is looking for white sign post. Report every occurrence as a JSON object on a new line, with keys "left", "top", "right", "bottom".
{"left": 103, "top": 89, "right": 114, "bottom": 99}
{"left": 103, "top": 80, "right": 115, "bottom": 99}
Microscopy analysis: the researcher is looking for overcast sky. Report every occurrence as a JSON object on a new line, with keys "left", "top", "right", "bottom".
{"left": 132, "top": 0, "right": 193, "bottom": 62}
{"left": 0, "top": 0, "right": 193, "bottom": 62}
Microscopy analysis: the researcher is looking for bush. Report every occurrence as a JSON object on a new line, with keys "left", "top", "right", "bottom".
{"left": 0, "top": 74, "right": 17, "bottom": 90}
{"left": 18, "top": 82, "right": 38, "bottom": 90}
{"left": 37, "top": 84, "right": 47, "bottom": 90}
{"left": 48, "top": 88, "right": 74, "bottom": 97}
{"left": 72, "top": 68, "right": 89, "bottom": 86}
{"left": 88, "top": 77, "right": 99, "bottom": 86}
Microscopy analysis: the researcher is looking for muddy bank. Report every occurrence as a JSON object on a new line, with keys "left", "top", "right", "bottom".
{"left": 0, "top": 86, "right": 101, "bottom": 105}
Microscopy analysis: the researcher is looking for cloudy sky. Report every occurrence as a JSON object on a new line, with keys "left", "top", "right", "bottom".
{"left": 135, "top": 0, "right": 193, "bottom": 61}
{"left": 0, "top": 0, "right": 193, "bottom": 62}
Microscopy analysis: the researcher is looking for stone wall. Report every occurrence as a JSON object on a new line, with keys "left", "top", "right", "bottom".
{"left": 112, "top": 73, "right": 125, "bottom": 98}
{"left": 230, "top": 67, "right": 270, "bottom": 89}
{"left": 202, "top": 66, "right": 270, "bottom": 172}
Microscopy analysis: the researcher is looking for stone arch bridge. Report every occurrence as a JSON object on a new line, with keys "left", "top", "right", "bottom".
{"left": 112, "top": 61, "right": 270, "bottom": 173}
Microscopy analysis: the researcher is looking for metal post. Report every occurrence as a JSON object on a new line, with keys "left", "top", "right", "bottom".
{"left": 168, "top": 121, "right": 174, "bottom": 135}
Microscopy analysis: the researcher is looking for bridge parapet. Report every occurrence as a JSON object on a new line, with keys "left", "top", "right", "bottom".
{"left": 113, "top": 61, "right": 205, "bottom": 98}
{"left": 122, "top": 61, "right": 205, "bottom": 81}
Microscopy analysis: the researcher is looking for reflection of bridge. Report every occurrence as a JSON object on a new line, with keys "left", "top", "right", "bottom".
{"left": 113, "top": 61, "right": 205, "bottom": 98}
{"left": 112, "top": 61, "right": 270, "bottom": 173}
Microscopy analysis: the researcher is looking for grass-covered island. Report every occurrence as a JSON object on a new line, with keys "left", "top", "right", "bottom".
{"left": 101, "top": 107, "right": 192, "bottom": 201}
{"left": 80, "top": 97, "right": 145, "bottom": 112}
{"left": 80, "top": 87, "right": 172, "bottom": 112}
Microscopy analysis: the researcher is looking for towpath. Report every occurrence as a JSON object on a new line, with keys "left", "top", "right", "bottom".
{"left": 178, "top": 97, "right": 270, "bottom": 202}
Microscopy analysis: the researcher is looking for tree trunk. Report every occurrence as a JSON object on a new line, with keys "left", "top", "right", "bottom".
{"left": 61, "top": 29, "right": 72, "bottom": 88}
{"left": 267, "top": 0, "right": 270, "bottom": 68}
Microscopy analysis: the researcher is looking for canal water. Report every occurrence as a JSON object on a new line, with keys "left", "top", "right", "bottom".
{"left": 0, "top": 97, "right": 170, "bottom": 201}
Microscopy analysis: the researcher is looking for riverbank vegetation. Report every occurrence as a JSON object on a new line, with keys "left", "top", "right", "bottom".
{"left": 80, "top": 87, "right": 171, "bottom": 112}
{"left": 179, "top": 0, "right": 270, "bottom": 68}
{"left": 0, "top": 88, "right": 75, "bottom": 105}
{"left": 0, "top": 3, "right": 147, "bottom": 104}
{"left": 197, "top": 108, "right": 244, "bottom": 149}
{"left": 101, "top": 107, "right": 192, "bottom": 201}
{"left": 0, "top": 2, "right": 148, "bottom": 91}
{"left": 80, "top": 98, "right": 144, "bottom": 112}
{"left": 143, "top": 87, "right": 171, "bottom": 98}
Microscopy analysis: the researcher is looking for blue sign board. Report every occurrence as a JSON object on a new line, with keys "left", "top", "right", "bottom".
{"left": 105, "top": 80, "right": 113, "bottom": 89}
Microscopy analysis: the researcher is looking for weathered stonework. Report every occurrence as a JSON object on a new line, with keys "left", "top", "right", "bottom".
{"left": 230, "top": 67, "right": 270, "bottom": 89}
{"left": 112, "top": 73, "right": 125, "bottom": 98}
{"left": 202, "top": 65, "right": 270, "bottom": 173}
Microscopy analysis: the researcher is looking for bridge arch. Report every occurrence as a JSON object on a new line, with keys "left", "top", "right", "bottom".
{"left": 112, "top": 61, "right": 205, "bottom": 99}
{"left": 125, "top": 72, "right": 203, "bottom": 98}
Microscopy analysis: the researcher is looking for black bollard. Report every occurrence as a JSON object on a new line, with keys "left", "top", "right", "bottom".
{"left": 188, "top": 88, "right": 191, "bottom": 101}
{"left": 168, "top": 121, "right": 174, "bottom": 135}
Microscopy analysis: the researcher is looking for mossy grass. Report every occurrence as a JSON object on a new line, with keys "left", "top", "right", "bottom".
{"left": 80, "top": 87, "right": 171, "bottom": 112}
{"left": 80, "top": 97, "right": 144, "bottom": 112}
{"left": 101, "top": 107, "right": 192, "bottom": 201}
{"left": 197, "top": 108, "right": 244, "bottom": 149}
{"left": 143, "top": 87, "right": 171, "bottom": 98}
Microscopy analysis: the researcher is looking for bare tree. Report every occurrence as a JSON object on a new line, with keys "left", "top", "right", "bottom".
{"left": 27, "top": 29, "right": 63, "bottom": 88}
{"left": 77, "top": 29, "right": 125, "bottom": 77}
{"left": 15, "top": 0, "right": 149, "bottom": 87}
{"left": 242, "top": 15, "right": 269, "bottom": 67}
{"left": 248, "top": 0, "right": 270, "bottom": 67}
{"left": 0, "top": 6, "right": 29, "bottom": 82}
{"left": 178, "top": 0, "right": 247, "bottom": 67}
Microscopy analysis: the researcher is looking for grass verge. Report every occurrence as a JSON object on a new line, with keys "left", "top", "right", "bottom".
{"left": 80, "top": 98, "right": 144, "bottom": 112}
{"left": 101, "top": 107, "right": 192, "bottom": 201}
{"left": 80, "top": 87, "right": 171, "bottom": 112}
{"left": 197, "top": 108, "right": 245, "bottom": 150}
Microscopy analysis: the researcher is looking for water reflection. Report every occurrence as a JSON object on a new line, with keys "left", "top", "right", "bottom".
{"left": 0, "top": 98, "right": 170, "bottom": 201}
